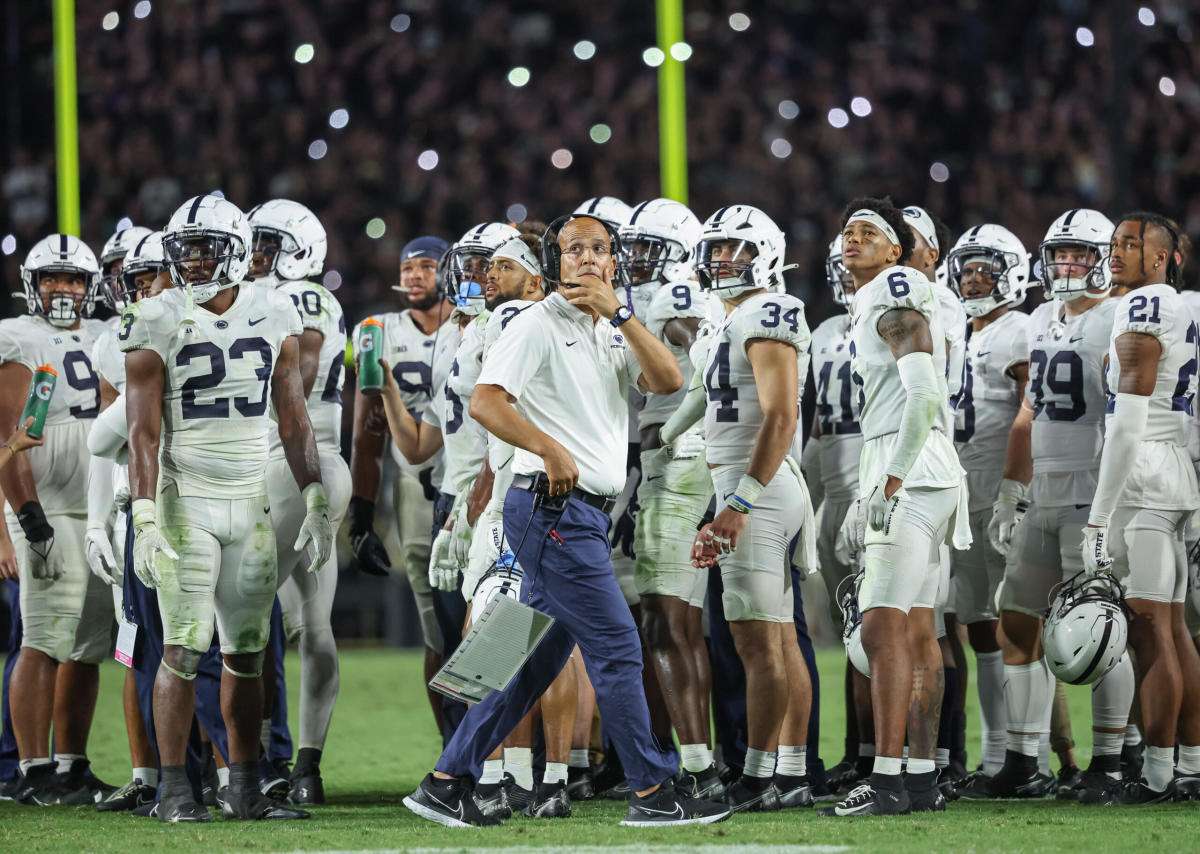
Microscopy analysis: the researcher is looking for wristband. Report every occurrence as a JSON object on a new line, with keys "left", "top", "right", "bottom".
{"left": 131, "top": 498, "right": 157, "bottom": 528}
{"left": 17, "top": 501, "right": 53, "bottom": 542}
{"left": 302, "top": 482, "right": 329, "bottom": 513}
{"left": 727, "top": 474, "right": 765, "bottom": 514}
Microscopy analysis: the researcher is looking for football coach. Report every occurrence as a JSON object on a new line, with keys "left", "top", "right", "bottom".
{"left": 403, "top": 214, "right": 731, "bottom": 827}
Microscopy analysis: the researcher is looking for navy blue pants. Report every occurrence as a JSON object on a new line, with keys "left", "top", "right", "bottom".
{"left": 430, "top": 491, "right": 468, "bottom": 744}
{"left": 436, "top": 487, "right": 676, "bottom": 791}
{"left": 0, "top": 581, "right": 21, "bottom": 781}
{"left": 265, "top": 600, "right": 293, "bottom": 764}
{"left": 707, "top": 565, "right": 826, "bottom": 788}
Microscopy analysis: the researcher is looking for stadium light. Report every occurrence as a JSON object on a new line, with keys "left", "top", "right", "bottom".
{"left": 573, "top": 40, "right": 596, "bottom": 60}
{"left": 102, "top": 11, "right": 119, "bottom": 30}
{"left": 1138, "top": 7, "right": 1155, "bottom": 26}
{"left": 551, "top": 149, "right": 573, "bottom": 169}
{"left": 827, "top": 108, "right": 849, "bottom": 128}
{"left": 294, "top": 44, "right": 315, "bottom": 64}
{"left": 2, "top": 235, "right": 17, "bottom": 256}
{"left": 307, "top": 139, "right": 327, "bottom": 160}
{"left": 930, "top": 161, "right": 950, "bottom": 182}
{"left": 1159, "top": 76, "right": 1176, "bottom": 96}
{"left": 390, "top": 14, "right": 411, "bottom": 33}
{"left": 417, "top": 150, "right": 439, "bottom": 170}
{"left": 590, "top": 123, "right": 612, "bottom": 143}
{"left": 508, "top": 67, "right": 531, "bottom": 87}
{"left": 506, "top": 203, "right": 528, "bottom": 223}
{"left": 770, "top": 138, "right": 792, "bottom": 159}
{"left": 778, "top": 100, "right": 799, "bottom": 120}
{"left": 1075, "top": 27, "right": 1094, "bottom": 47}
{"left": 729, "top": 13, "right": 750, "bottom": 31}
{"left": 850, "top": 97, "right": 872, "bottom": 117}
{"left": 322, "top": 270, "right": 342, "bottom": 290}
{"left": 366, "top": 218, "right": 386, "bottom": 239}
{"left": 329, "top": 109, "right": 349, "bottom": 129}
{"left": 669, "top": 42, "right": 693, "bottom": 61}
{"left": 133, "top": 1, "right": 151, "bottom": 19}
{"left": 642, "top": 47, "right": 665, "bottom": 67}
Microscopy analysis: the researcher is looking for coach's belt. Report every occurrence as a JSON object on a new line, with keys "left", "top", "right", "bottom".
{"left": 511, "top": 474, "right": 617, "bottom": 515}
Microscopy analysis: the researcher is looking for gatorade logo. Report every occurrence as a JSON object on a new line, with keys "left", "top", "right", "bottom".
{"left": 35, "top": 380, "right": 53, "bottom": 401}
{"left": 360, "top": 335, "right": 376, "bottom": 352}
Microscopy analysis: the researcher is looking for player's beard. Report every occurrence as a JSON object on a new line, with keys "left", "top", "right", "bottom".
{"left": 408, "top": 290, "right": 440, "bottom": 311}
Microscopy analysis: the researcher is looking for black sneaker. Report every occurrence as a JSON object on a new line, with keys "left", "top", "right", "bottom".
{"left": 97, "top": 779, "right": 157, "bottom": 812}
{"left": 0, "top": 773, "right": 25, "bottom": 801}
{"left": 1116, "top": 777, "right": 1175, "bottom": 805}
{"left": 523, "top": 780, "right": 570, "bottom": 818}
{"left": 1077, "top": 773, "right": 1123, "bottom": 805}
{"left": 53, "top": 759, "right": 115, "bottom": 805}
{"left": 131, "top": 800, "right": 159, "bottom": 818}
{"left": 222, "top": 785, "right": 311, "bottom": 820}
{"left": 956, "top": 767, "right": 1054, "bottom": 800}
{"left": 288, "top": 770, "right": 325, "bottom": 805}
{"left": 1121, "top": 741, "right": 1145, "bottom": 782}
{"left": 13, "top": 763, "right": 75, "bottom": 806}
{"left": 1054, "top": 764, "right": 1083, "bottom": 796}
{"left": 158, "top": 795, "right": 213, "bottom": 823}
{"left": 818, "top": 782, "right": 910, "bottom": 816}
{"left": 403, "top": 773, "right": 500, "bottom": 827}
{"left": 677, "top": 764, "right": 725, "bottom": 801}
{"left": 1058, "top": 768, "right": 1104, "bottom": 801}
{"left": 474, "top": 781, "right": 511, "bottom": 819}
{"left": 258, "top": 754, "right": 289, "bottom": 800}
{"left": 566, "top": 766, "right": 594, "bottom": 800}
{"left": 1174, "top": 771, "right": 1200, "bottom": 801}
{"left": 723, "top": 776, "right": 780, "bottom": 813}
{"left": 620, "top": 780, "right": 731, "bottom": 827}
{"left": 906, "top": 779, "right": 946, "bottom": 813}
{"left": 774, "top": 774, "right": 814, "bottom": 809}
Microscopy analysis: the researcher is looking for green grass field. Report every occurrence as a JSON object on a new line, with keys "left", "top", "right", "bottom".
{"left": 1, "top": 647, "right": 1197, "bottom": 853}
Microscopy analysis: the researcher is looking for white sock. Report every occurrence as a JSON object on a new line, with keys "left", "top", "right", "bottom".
{"left": 776, "top": 745, "right": 806, "bottom": 777}
{"left": 543, "top": 761, "right": 568, "bottom": 785}
{"left": 1144, "top": 746, "right": 1174, "bottom": 791}
{"left": 504, "top": 747, "right": 534, "bottom": 790}
{"left": 680, "top": 743, "right": 712, "bottom": 773}
{"left": 54, "top": 753, "right": 85, "bottom": 774}
{"left": 908, "top": 758, "right": 935, "bottom": 775}
{"left": 260, "top": 720, "right": 272, "bottom": 754}
{"left": 872, "top": 755, "right": 903, "bottom": 777}
{"left": 1178, "top": 745, "right": 1200, "bottom": 775}
{"left": 1125, "top": 722, "right": 1143, "bottom": 747}
{"left": 569, "top": 748, "right": 590, "bottom": 769}
{"left": 19, "top": 758, "right": 53, "bottom": 775}
{"left": 744, "top": 748, "right": 775, "bottom": 779}
{"left": 479, "top": 759, "right": 503, "bottom": 785}
{"left": 935, "top": 747, "right": 950, "bottom": 770}
{"left": 1003, "top": 660, "right": 1053, "bottom": 757}
{"left": 132, "top": 766, "right": 158, "bottom": 787}
{"left": 217, "top": 765, "right": 230, "bottom": 787}
{"left": 976, "top": 650, "right": 1007, "bottom": 775}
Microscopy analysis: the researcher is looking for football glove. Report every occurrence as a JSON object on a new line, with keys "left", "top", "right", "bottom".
{"left": 428, "top": 528, "right": 458, "bottom": 592}
{"left": 663, "top": 429, "right": 705, "bottom": 462}
{"left": 865, "top": 473, "right": 901, "bottom": 532}
{"left": 835, "top": 498, "right": 866, "bottom": 566}
{"left": 295, "top": 483, "right": 334, "bottom": 575}
{"left": 131, "top": 498, "right": 176, "bottom": 589}
{"left": 17, "top": 502, "right": 62, "bottom": 582}
{"left": 448, "top": 511, "right": 474, "bottom": 569}
{"left": 1081, "top": 525, "right": 1113, "bottom": 575}
{"left": 987, "top": 478, "right": 1029, "bottom": 555}
{"left": 347, "top": 496, "right": 390, "bottom": 576}
{"left": 84, "top": 527, "right": 121, "bottom": 586}
{"left": 611, "top": 497, "right": 638, "bottom": 559}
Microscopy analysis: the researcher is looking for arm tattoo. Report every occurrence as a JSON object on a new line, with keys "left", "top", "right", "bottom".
{"left": 877, "top": 308, "right": 934, "bottom": 358}
{"left": 1114, "top": 332, "right": 1160, "bottom": 395}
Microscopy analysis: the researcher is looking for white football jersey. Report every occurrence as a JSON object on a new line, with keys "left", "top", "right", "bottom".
{"left": 480, "top": 300, "right": 537, "bottom": 472}
{"left": 850, "top": 265, "right": 961, "bottom": 488}
{"left": 1025, "top": 298, "right": 1115, "bottom": 507}
{"left": 118, "top": 283, "right": 301, "bottom": 498}
{"left": 438, "top": 316, "right": 488, "bottom": 496}
{"left": 1178, "top": 290, "right": 1200, "bottom": 463}
{"left": 92, "top": 326, "right": 126, "bottom": 393}
{"left": 269, "top": 280, "right": 347, "bottom": 452}
{"left": 702, "top": 292, "right": 811, "bottom": 467}
{"left": 1106, "top": 284, "right": 1198, "bottom": 445}
{"left": 809, "top": 312, "right": 862, "bottom": 500}
{"left": 639, "top": 278, "right": 711, "bottom": 429}
{"left": 952, "top": 310, "right": 1029, "bottom": 510}
{"left": 0, "top": 314, "right": 104, "bottom": 515}
{"left": 936, "top": 286, "right": 967, "bottom": 396}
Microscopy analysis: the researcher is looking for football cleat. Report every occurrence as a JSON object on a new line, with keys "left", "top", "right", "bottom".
{"left": 620, "top": 780, "right": 731, "bottom": 827}
{"left": 258, "top": 754, "right": 290, "bottom": 800}
{"left": 131, "top": 799, "right": 160, "bottom": 818}
{"left": 221, "top": 786, "right": 310, "bottom": 820}
{"left": 774, "top": 774, "right": 814, "bottom": 809}
{"left": 677, "top": 764, "right": 725, "bottom": 801}
{"left": 1075, "top": 772, "right": 1124, "bottom": 805}
{"left": 1121, "top": 741, "right": 1145, "bottom": 782}
{"left": 474, "top": 781, "right": 511, "bottom": 819}
{"left": 288, "top": 770, "right": 325, "bottom": 805}
{"left": 565, "top": 766, "right": 594, "bottom": 800}
{"left": 956, "top": 766, "right": 1055, "bottom": 800}
{"left": 57, "top": 758, "right": 117, "bottom": 804}
{"left": 13, "top": 763, "right": 77, "bottom": 806}
{"left": 403, "top": 774, "right": 500, "bottom": 827}
{"left": 906, "top": 778, "right": 946, "bottom": 813}
{"left": 826, "top": 758, "right": 862, "bottom": 794}
{"left": 1116, "top": 777, "right": 1175, "bottom": 805}
{"left": 723, "top": 776, "right": 780, "bottom": 813}
{"left": 97, "top": 778, "right": 157, "bottom": 812}
{"left": 1054, "top": 764, "right": 1083, "bottom": 796}
{"left": 158, "top": 796, "right": 213, "bottom": 823}
{"left": 818, "top": 782, "right": 911, "bottom": 817}
{"left": 502, "top": 773, "right": 535, "bottom": 813}
{"left": 523, "top": 781, "right": 570, "bottom": 818}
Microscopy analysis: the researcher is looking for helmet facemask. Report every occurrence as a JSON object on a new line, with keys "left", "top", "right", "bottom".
{"left": 449, "top": 247, "right": 492, "bottom": 315}
{"left": 164, "top": 232, "right": 244, "bottom": 303}
{"left": 826, "top": 251, "right": 852, "bottom": 306}
{"left": 32, "top": 268, "right": 91, "bottom": 327}
{"left": 948, "top": 247, "right": 1021, "bottom": 317}
{"left": 618, "top": 236, "right": 682, "bottom": 286}
{"left": 1039, "top": 240, "right": 1108, "bottom": 300}
{"left": 696, "top": 238, "right": 760, "bottom": 296}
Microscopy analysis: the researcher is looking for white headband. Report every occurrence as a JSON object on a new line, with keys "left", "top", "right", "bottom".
{"left": 847, "top": 209, "right": 900, "bottom": 246}
{"left": 492, "top": 237, "right": 541, "bottom": 276}
{"left": 902, "top": 206, "right": 938, "bottom": 253}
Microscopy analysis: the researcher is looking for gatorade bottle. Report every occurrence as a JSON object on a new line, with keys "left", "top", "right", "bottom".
{"left": 20, "top": 365, "right": 57, "bottom": 439}
{"left": 357, "top": 318, "right": 385, "bottom": 396}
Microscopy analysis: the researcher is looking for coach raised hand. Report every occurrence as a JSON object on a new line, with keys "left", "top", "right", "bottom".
{"left": 403, "top": 215, "right": 729, "bottom": 827}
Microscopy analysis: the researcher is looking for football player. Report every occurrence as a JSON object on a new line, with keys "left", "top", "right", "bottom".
{"left": 121, "top": 194, "right": 332, "bottom": 822}
{"left": 824, "top": 199, "right": 968, "bottom": 816}
{"left": 944, "top": 225, "right": 1031, "bottom": 777}
{"left": 0, "top": 234, "right": 117, "bottom": 806}
{"left": 97, "top": 226, "right": 154, "bottom": 321}
{"left": 348, "top": 235, "right": 457, "bottom": 737}
{"left": 1083, "top": 211, "right": 1200, "bottom": 803}
{"left": 982, "top": 208, "right": 1131, "bottom": 802}
{"left": 687, "top": 206, "right": 815, "bottom": 812}
{"left": 249, "top": 199, "right": 349, "bottom": 804}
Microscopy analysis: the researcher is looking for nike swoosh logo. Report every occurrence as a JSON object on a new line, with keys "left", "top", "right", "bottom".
{"left": 1069, "top": 336, "right": 1084, "bottom": 343}
{"left": 975, "top": 351, "right": 991, "bottom": 357}
{"left": 638, "top": 803, "right": 685, "bottom": 818}
{"left": 427, "top": 792, "right": 463, "bottom": 819}
{"left": 566, "top": 341, "right": 578, "bottom": 347}
{"left": 248, "top": 316, "right": 267, "bottom": 326}
{"left": 646, "top": 475, "right": 662, "bottom": 482}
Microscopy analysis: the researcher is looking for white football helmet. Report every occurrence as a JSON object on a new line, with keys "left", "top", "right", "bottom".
{"left": 826, "top": 236, "right": 852, "bottom": 306}
{"left": 946, "top": 224, "right": 1030, "bottom": 317}
{"left": 472, "top": 555, "right": 523, "bottom": 610}
{"left": 1038, "top": 208, "right": 1114, "bottom": 300}
{"left": 837, "top": 572, "right": 870, "bottom": 677}
{"left": 18, "top": 234, "right": 101, "bottom": 327}
{"left": 617, "top": 198, "right": 702, "bottom": 286}
{"left": 99, "top": 225, "right": 153, "bottom": 310}
{"left": 247, "top": 198, "right": 328, "bottom": 281}
{"left": 113, "top": 231, "right": 167, "bottom": 308}
{"left": 162, "top": 194, "right": 252, "bottom": 303}
{"left": 695, "top": 205, "right": 786, "bottom": 298}
{"left": 448, "top": 222, "right": 520, "bottom": 315}
{"left": 1043, "top": 571, "right": 1129, "bottom": 685}
{"left": 574, "top": 196, "right": 633, "bottom": 231}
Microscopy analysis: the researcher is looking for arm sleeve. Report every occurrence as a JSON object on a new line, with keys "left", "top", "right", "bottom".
{"left": 886, "top": 351, "right": 943, "bottom": 480}
{"left": 86, "top": 454, "right": 116, "bottom": 530}
{"left": 87, "top": 395, "right": 130, "bottom": 461}
{"left": 1088, "top": 392, "right": 1150, "bottom": 526}
{"left": 659, "top": 363, "right": 707, "bottom": 444}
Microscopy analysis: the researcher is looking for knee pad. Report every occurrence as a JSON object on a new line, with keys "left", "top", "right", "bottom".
{"left": 162, "top": 646, "right": 205, "bottom": 681}
{"left": 721, "top": 588, "right": 756, "bottom": 624}
{"left": 223, "top": 649, "right": 265, "bottom": 679}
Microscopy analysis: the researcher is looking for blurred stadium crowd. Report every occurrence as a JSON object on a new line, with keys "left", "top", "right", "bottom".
{"left": 4, "top": 1, "right": 1200, "bottom": 321}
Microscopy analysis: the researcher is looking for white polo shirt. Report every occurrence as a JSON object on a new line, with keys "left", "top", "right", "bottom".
{"left": 475, "top": 291, "right": 642, "bottom": 496}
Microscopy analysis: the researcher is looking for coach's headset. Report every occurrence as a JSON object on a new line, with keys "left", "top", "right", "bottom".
{"left": 541, "top": 215, "right": 628, "bottom": 289}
